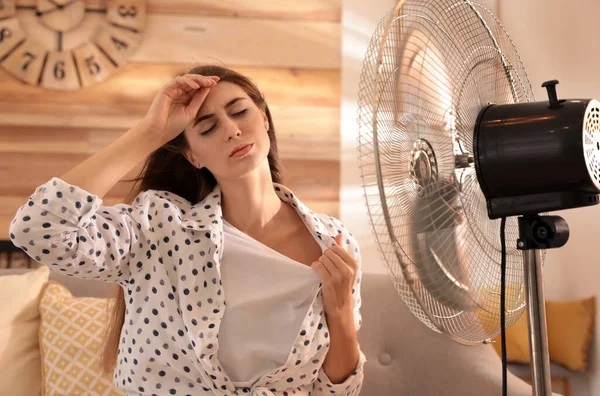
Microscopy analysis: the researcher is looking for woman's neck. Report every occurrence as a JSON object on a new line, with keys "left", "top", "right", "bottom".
{"left": 219, "top": 169, "right": 292, "bottom": 238}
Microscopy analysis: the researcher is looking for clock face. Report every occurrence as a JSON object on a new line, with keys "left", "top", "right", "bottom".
{"left": 0, "top": 0, "right": 146, "bottom": 90}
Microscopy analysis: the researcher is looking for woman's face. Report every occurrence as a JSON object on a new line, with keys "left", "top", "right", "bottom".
{"left": 183, "top": 81, "right": 270, "bottom": 181}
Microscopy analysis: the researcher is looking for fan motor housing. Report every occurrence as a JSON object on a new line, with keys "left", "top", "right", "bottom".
{"left": 474, "top": 97, "right": 600, "bottom": 219}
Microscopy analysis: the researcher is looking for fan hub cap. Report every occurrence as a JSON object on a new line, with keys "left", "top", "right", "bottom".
{"left": 410, "top": 139, "right": 438, "bottom": 196}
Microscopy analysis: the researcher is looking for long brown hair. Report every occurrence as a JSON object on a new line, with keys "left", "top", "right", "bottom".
{"left": 100, "top": 65, "right": 284, "bottom": 374}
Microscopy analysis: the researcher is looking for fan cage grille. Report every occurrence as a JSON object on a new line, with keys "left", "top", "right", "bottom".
{"left": 357, "top": 0, "right": 539, "bottom": 344}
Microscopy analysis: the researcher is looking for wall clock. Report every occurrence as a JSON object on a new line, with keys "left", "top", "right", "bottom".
{"left": 0, "top": 0, "right": 146, "bottom": 90}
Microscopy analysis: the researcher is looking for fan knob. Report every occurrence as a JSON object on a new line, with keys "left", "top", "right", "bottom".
{"left": 542, "top": 79, "right": 564, "bottom": 109}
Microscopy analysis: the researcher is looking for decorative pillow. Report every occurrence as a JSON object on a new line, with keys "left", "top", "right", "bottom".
{"left": 491, "top": 306, "right": 530, "bottom": 365}
{"left": 492, "top": 297, "right": 596, "bottom": 371}
{"left": 39, "top": 280, "right": 124, "bottom": 395}
{"left": 0, "top": 266, "right": 50, "bottom": 396}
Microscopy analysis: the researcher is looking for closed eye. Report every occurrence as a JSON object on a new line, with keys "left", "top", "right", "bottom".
{"left": 200, "top": 109, "right": 248, "bottom": 135}
{"left": 233, "top": 109, "right": 248, "bottom": 117}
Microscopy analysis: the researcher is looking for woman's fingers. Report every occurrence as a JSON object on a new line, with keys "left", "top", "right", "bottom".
{"left": 171, "top": 75, "right": 219, "bottom": 94}
{"left": 184, "top": 74, "right": 220, "bottom": 87}
{"left": 328, "top": 245, "right": 358, "bottom": 272}
{"left": 186, "top": 87, "right": 211, "bottom": 116}
{"left": 174, "top": 76, "right": 200, "bottom": 93}
{"left": 161, "top": 73, "right": 221, "bottom": 115}
{"left": 311, "top": 260, "right": 332, "bottom": 279}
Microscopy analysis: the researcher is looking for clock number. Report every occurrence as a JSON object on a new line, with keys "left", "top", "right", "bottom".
{"left": 118, "top": 5, "right": 137, "bottom": 17}
{"left": 0, "top": 27, "right": 11, "bottom": 42}
{"left": 110, "top": 35, "right": 129, "bottom": 50}
{"left": 53, "top": 61, "right": 65, "bottom": 80}
{"left": 85, "top": 55, "right": 101, "bottom": 75}
{"left": 21, "top": 52, "right": 36, "bottom": 71}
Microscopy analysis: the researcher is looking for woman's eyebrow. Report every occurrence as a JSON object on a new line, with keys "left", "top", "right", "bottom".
{"left": 193, "top": 97, "right": 246, "bottom": 127}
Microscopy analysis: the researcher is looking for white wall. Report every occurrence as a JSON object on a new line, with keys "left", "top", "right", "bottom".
{"left": 499, "top": 1, "right": 600, "bottom": 394}
{"left": 340, "top": 0, "right": 395, "bottom": 277}
{"left": 341, "top": 0, "right": 597, "bottom": 394}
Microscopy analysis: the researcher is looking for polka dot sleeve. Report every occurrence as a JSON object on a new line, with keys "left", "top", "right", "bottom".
{"left": 9, "top": 177, "right": 146, "bottom": 284}
{"left": 313, "top": 351, "right": 367, "bottom": 395}
{"left": 312, "top": 216, "right": 366, "bottom": 395}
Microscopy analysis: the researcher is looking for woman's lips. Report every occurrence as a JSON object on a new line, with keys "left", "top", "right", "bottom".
{"left": 230, "top": 143, "right": 253, "bottom": 158}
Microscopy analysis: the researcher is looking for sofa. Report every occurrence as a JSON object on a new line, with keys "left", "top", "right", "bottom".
{"left": 1, "top": 266, "right": 552, "bottom": 395}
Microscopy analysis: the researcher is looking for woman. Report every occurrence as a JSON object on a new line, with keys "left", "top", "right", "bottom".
{"left": 9, "top": 65, "right": 365, "bottom": 396}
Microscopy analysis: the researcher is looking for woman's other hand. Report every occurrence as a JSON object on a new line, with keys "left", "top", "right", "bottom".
{"left": 311, "top": 233, "right": 359, "bottom": 321}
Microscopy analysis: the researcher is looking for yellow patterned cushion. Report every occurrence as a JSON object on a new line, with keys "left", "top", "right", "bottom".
{"left": 492, "top": 296, "right": 596, "bottom": 371}
{"left": 39, "top": 280, "right": 124, "bottom": 396}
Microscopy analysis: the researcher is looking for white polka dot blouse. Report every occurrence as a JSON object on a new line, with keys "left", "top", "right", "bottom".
{"left": 9, "top": 177, "right": 366, "bottom": 396}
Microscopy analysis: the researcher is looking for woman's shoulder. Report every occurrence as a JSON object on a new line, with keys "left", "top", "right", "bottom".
{"left": 131, "top": 188, "right": 189, "bottom": 206}
{"left": 126, "top": 188, "right": 204, "bottom": 217}
{"left": 125, "top": 187, "right": 220, "bottom": 230}
{"left": 133, "top": 184, "right": 220, "bottom": 208}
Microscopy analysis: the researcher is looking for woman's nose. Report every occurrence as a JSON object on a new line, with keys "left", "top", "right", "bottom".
{"left": 224, "top": 119, "right": 241, "bottom": 139}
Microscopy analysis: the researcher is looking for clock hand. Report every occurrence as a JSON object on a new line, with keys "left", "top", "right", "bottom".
{"left": 85, "top": 7, "right": 107, "bottom": 14}
{"left": 37, "top": 0, "right": 61, "bottom": 14}
{"left": 57, "top": 31, "right": 63, "bottom": 51}
{"left": 46, "top": 0, "right": 62, "bottom": 8}
{"left": 36, "top": 8, "right": 58, "bottom": 16}
{"left": 36, "top": 0, "right": 79, "bottom": 16}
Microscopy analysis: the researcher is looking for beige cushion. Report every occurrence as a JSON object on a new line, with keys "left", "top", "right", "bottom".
{"left": 0, "top": 266, "right": 50, "bottom": 396}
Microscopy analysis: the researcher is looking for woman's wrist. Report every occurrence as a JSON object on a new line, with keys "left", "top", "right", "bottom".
{"left": 325, "top": 304, "right": 355, "bottom": 329}
{"left": 132, "top": 117, "right": 165, "bottom": 148}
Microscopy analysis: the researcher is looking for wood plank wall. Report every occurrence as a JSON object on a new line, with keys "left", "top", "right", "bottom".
{"left": 0, "top": 0, "right": 342, "bottom": 240}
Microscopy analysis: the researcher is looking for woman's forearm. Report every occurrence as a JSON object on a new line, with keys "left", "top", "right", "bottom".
{"left": 322, "top": 308, "right": 360, "bottom": 384}
{"left": 60, "top": 119, "right": 160, "bottom": 199}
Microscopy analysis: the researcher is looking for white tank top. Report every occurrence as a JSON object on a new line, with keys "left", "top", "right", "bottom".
{"left": 217, "top": 219, "right": 322, "bottom": 388}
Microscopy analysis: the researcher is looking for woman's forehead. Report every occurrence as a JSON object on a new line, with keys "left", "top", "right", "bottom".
{"left": 204, "top": 81, "right": 248, "bottom": 104}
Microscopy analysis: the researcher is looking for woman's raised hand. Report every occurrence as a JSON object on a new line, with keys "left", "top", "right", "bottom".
{"left": 143, "top": 74, "right": 220, "bottom": 145}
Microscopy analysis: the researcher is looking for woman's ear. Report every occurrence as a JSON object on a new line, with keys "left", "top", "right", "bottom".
{"left": 183, "top": 149, "right": 202, "bottom": 168}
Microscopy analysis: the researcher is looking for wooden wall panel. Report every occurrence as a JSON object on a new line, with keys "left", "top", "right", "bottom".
{"left": 0, "top": 65, "right": 340, "bottom": 107}
{"left": 132, "top": 15, "right": 340, "bottom": 67}
{"left": 17, "top": 12, "right": 340, "bottom": 68}
{"left": 18, "top": 0, "right": 342, "bottom": 21}
{"left": 0, "top": 154, "right": 339, "bottom": 239}
{"left": 0, "top": 4, "right": 342, "bottom": 241}
{"left": 0, "top": 102, "right": 340, "bottom": 138}
{"left": 0, "top": 196, "right": 29, "bottom": 242}
{"left": 0, "top": 126, "right": 340, "bottom": 160}
{"left": 0, "top": 65, "right": 340, "bottom": 136}
{"left": 0, "top": 152, "right": 339, "bottom": 200}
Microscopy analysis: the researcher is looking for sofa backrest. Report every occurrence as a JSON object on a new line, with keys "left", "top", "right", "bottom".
{"left": 1, "top": 267, "right": 541, "bottom": 396}
{"left": 1, "top": 267, "right": 111, "bottom": 298}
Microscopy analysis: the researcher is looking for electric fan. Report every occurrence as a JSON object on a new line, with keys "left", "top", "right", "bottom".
{"left": 356, "top": 1, "right": 600, "bottom": 395}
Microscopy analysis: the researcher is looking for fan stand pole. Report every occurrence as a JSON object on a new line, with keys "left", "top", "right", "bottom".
{"left": 518, "top": 215, "right": 569, "bottom": 396}
{"left": 521, "top": 248, "right": 552, "bottom": 396}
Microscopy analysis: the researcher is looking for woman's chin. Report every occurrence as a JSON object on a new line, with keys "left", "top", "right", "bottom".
{"left": 224, "top": 155, "right": 267, "bottom": 178}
